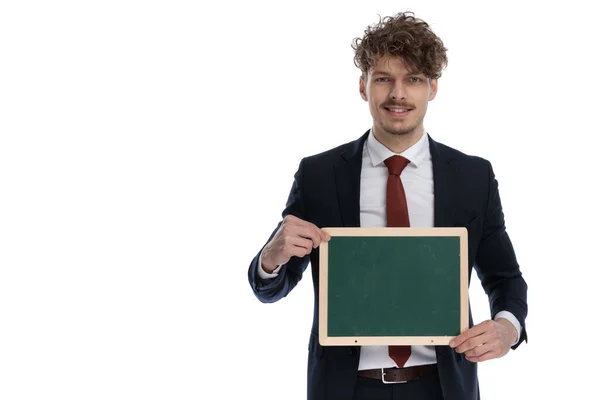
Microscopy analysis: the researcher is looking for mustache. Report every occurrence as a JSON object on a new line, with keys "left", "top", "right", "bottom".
{"left": 382, "top": 102, "right": 415, "bottom": 109}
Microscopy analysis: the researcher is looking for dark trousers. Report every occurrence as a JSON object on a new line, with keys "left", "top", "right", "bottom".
{"left": 352, "top": 370, "right": 444, "bottom": 400}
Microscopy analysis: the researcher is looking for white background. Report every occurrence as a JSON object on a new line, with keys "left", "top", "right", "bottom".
{"left": 1, "top": 0, "right": 598, "bottom": 399}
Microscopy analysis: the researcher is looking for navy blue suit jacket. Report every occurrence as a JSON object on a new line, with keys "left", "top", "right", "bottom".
{"left": 248, "top": 132, "right": 528, "bottom": 400}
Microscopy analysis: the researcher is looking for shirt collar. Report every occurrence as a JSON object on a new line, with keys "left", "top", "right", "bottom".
{"left": 366, "top": 128, "right": 430, "bottom": 168}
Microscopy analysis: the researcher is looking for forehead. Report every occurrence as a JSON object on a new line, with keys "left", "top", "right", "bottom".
{"left": 369, "top": 55, "right": 421, "bottom": 76}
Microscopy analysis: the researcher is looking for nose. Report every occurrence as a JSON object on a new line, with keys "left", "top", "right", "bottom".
{"left": 390, "top": 81, "right": 406, "bottom": 100}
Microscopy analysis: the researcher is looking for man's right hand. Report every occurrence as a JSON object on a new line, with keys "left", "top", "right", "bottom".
{"left": 261, "top": 215, "right": 331, "bottom": 273}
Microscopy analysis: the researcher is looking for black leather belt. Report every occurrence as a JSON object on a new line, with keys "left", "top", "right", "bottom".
{"left": 358, "top": 364, "right": 437, "bottom": 383}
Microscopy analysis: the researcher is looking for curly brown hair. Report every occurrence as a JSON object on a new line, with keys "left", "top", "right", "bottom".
{"left": 352, "top": 12, "right": 448, "bottom": 79}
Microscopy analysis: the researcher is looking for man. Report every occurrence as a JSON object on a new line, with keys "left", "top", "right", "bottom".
{"left": 248, "top": 11, "right": 527, "bottom": 400}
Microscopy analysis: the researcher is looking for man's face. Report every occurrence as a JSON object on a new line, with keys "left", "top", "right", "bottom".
{"left": 360, "top": 55, "right": 438, "bottom": 137}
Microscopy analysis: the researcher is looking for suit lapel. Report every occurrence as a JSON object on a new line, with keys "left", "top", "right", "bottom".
{"left": 333, "top": 132, "right": 460, "bottom": 228}
{"left": 429, "top": 136, "right": 459, "bottom": 228}
{"left": 334, "top": 131, "right": 369, "bottom": 227}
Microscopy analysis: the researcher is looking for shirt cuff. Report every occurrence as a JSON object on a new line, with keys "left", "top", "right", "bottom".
{"left": 257, "top": 250, "right": 283, "bottom": 280}
{"left": 494, "top": 311, "right": 522, "bottom": 346}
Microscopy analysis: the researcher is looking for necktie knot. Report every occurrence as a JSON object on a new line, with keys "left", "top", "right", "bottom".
{"left": 384, "top": 155, "right": 410, "bottom": 176}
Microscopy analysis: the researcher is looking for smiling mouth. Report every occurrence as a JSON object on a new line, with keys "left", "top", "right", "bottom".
{"left": 385, "top": 107, "right": 413, "bottom": 116}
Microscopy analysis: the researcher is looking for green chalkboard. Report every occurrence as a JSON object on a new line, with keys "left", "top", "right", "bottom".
{"left": 319, "top": 227, "right": 468, "bottom": 346}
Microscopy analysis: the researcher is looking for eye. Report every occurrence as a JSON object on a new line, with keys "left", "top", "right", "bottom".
{"left": 409, "top": 77, "right": 422, "bottom": 83}
{"left": 375, "top": 77, "right": 390, "bottom": 83}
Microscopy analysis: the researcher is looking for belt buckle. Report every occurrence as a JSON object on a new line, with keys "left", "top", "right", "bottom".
{"left": 381, "top": 368, "right": 395, "bottom": 384}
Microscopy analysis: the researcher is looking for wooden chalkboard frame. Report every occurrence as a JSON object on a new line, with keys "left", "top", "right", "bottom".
{"left": 319, "top": 227, "right": 468, "bottom": 346}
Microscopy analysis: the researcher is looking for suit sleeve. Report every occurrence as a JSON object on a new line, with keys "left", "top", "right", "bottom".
{"left": 248, "top": 158, "right": 311, "bottom": 303}
{"left": 474, "top": 161, "right": 528, "bottom": 349}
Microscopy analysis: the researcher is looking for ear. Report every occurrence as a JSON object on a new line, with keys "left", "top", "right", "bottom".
{"left": 359, "top": 76, "right": 368, "bottom": 101}
{"left": 428, "top": 78, "right": 438, "bottom": 101}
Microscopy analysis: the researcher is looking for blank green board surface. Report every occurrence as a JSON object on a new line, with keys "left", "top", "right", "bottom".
{"left": 319, "top": 228, "right": 468, "bottom": 346}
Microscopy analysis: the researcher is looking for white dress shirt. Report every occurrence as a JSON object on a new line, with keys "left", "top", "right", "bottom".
{"left": 259, "top": 129, "right": 521, "bottom": 370}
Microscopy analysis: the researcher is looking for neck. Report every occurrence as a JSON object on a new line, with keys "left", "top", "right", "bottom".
{"left": 372, "top": 125, "right": 424, "bottom": 154}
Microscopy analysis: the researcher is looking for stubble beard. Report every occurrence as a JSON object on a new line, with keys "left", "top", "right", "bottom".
{"left": 381, "top": 114, "right": 423, "bottom": 137}
{"left": 384, "top": 123, "right": 418, "bottom": 136}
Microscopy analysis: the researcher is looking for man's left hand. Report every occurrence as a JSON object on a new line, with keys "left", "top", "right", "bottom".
{"left": 449, "top": 318, "right": 518, "bottom": 362}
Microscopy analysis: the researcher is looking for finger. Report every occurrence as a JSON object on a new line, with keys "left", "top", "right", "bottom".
{"left": 281, "top": 220, "right": 320, "bottom": 248}
{"left": 287, "top": 236, "right": 314, "bottom": 255}
{"left": 463, "top": 339, "right": 497, "bottom": 358}
{"left": 285, "top": 214, "right": 313, "bottom": 229}
{"left": 449, "top": 321, "right": 492, "bottom": 348}
{"left": 296, "top": 224, "right": 323, "bottom": 248}
{"left": 284, "top": 216, "right": 330, "bottom": 245}
{"left": 320, "top": 229, "right": 331, "bottom": 241}
{"left": 283, "top": 214, "right": 313, "bottom": 233}
{"left": 284, "top": 241, "right": 313, "bottom": 259}
{"left": 454, "top": 332, "right": 494, "bottom": 354}
{"left": 284, "top": 214, "right": 300, "bottom": 224}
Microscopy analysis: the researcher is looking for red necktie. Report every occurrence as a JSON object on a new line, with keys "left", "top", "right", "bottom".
{"left": 384, "top": 155, "right": 411, "bottom": 368}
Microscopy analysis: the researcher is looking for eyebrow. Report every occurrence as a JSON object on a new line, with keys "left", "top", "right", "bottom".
{"left": 371, "top": 70, "right": 426, "bottom": 77}
{"left": 371, "top": 70, "right": 393, "bottom": 76}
